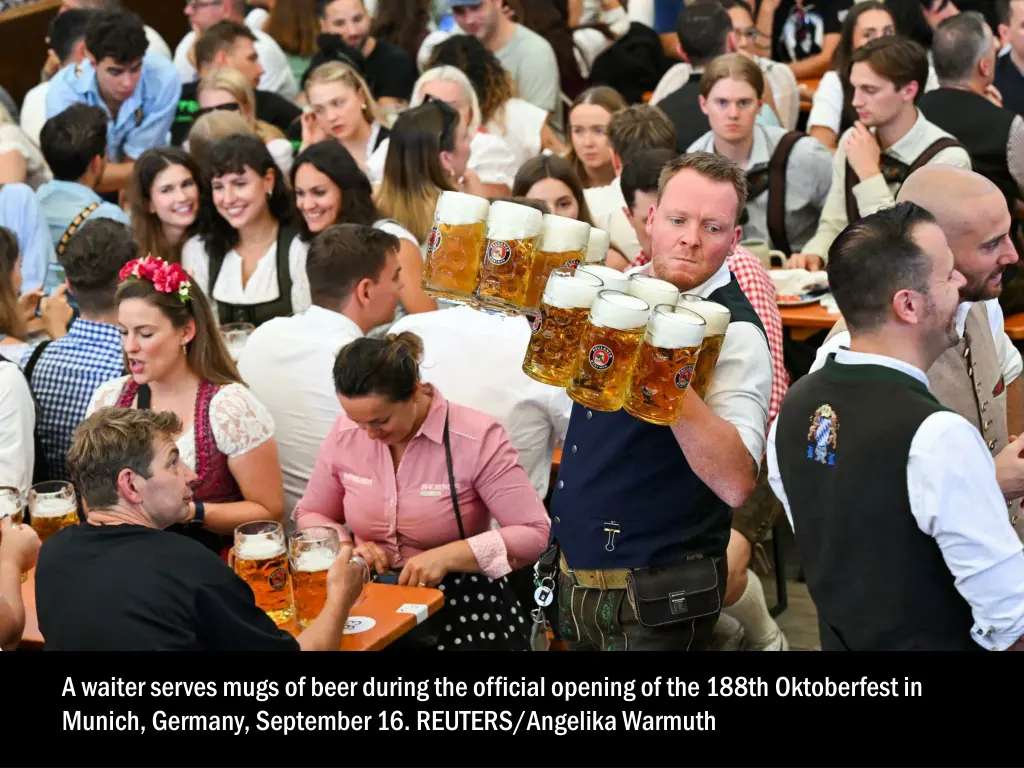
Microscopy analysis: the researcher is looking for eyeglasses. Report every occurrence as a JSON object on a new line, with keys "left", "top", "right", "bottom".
{"left": 196, "top": 102, "right": 241, "bottom": 118}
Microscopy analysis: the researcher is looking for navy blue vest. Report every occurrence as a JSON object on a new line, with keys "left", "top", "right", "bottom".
{"left": 550, "top": 276, "right": 767, "bottom": 570}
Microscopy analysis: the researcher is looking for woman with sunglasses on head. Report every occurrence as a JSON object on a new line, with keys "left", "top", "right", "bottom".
{"left": 129, "top": 148, "right": 206, "bottom": 266}
{"left": 87, "top": 256, "right": 283, "bottom": 556}
{"left": 197, "top": 68, "right": 295, "bottom": 175}
{"left": 182, "top": 134, "right": 310, "bottom": 328}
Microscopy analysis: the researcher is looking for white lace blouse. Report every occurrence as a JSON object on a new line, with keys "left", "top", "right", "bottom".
{"left": 87, "top": 378, "right": 276, "bottom": 470}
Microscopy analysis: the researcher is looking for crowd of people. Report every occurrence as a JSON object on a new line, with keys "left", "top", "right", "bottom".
{"left": 0, "top": 0, "right": 1023, "bottom": 652}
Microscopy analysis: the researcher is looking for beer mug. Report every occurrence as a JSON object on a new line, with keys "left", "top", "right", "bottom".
{"left": 577, "top": 264, "right": 628, "bottom": 294}
{"left": 522, "top": 267, "right": 604, "bottom": 387}
{"left": 28, "top": 481, "right": 78, "bottom": 543}
{"left": 567, "top": 290, "right": 650, "bottom": 411}
{"left": 475, "top": 200, "right": 543, "bottom": 312}
{"left": 422, "top": 191, "right": 491, "bottom": 303}
{"left": 627, "top": 274, "right": 680, "bottom": 319}
{"left": 678, "top": 295, "right": 731, "bottom": 398}
{"left": 584, "top": 228, "right": 611, "bottom": 265}
{"left": 524, "top": 215, "right": 591, "bottom": 311}
{"left": 624, "top": 305, "right": 706, "bottom": 425}
{"left": 220, "top": 322, "right": 255, "bottom": 363}
{"left": 233, "top": 521, "right": 294, "bottom": 625}
{"left": 289, "top": 527, "right": 340, "bottom": 629}
{"left": 0, "top": 488, "right": 27, "bottom": 583}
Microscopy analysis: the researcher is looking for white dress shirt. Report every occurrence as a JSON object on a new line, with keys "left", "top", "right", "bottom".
{"left": 174, "top": 28, "right": 298, "bottom": 101}
{"left": 583, "top": 176, "right": 642, "bottom": 261}
{"left": 237, "top": 306, "right": 364, "bottom": 518}
{"left": 810, "top": 300, "right": 1024, "bottom": 386}
{"left": 767, "top": 348, "right": 1024, "bottom": 651}
{"left": 388, "top": 305, "right": 572, "bottom": 499}
{"left": 181, "top": 234, "right": 311, "bottom": 317}
{"left": 0, "top": 360, "right": 35, "bottom": 493}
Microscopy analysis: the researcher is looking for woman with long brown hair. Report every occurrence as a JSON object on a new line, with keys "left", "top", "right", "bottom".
{"left": 129, "top": 148, "right": 205, "bottom": 266}
{"left": 262, "top": 0, "right": 320, "bottom": 88}
{"left": 87, "top": 255, "right": 283, "bottom": 557}
{"left": 371, "top": 0, "right": 432, "bottom": 64}
{"left": 565, "top": 86, "right": 627, "bottom": 189}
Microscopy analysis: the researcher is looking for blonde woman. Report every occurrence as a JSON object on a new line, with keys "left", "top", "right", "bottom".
{"left": 301, "top": 61, "right": 389, "bottom": 172}
{"left": 197, "top": 67, "right": 295, "bottom": 176}
{"left": 187, "top": 111, "right": 258, "bottom": 173}
{"left": 366, "top": 66, "right": 516, "bottom": 197}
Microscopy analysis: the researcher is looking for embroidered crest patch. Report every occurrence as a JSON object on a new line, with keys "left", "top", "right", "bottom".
{"left": 806, "top": 404, "right": 838, "bottom": 465}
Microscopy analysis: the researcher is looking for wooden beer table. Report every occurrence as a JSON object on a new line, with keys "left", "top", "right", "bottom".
{"left": 18, "top": 569, "right": 443, "bottom": 651}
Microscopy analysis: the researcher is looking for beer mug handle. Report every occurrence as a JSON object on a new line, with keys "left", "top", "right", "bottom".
{"left": 227, "top": 548, "right": 235, "bottom": 571}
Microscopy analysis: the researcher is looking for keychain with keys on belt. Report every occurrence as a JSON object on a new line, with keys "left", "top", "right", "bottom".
{"left": 528, "top": 543, "right": 561, "bottom": 651}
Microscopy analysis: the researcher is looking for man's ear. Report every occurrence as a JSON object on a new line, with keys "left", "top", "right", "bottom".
{"left": 610, "top": 149, "right": 623, "bottom": 176}
{"left": 116, "top": 467, "right": 144, "bottom": 507}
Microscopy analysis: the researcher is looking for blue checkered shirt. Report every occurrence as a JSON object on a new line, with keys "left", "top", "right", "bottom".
{"left": 22, "top": 319, "right": 124, "bottom": 481}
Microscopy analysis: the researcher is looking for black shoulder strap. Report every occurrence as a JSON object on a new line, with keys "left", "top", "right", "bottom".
{"left": 275, "top": 224, "right": 296, "bottom": 317}
{"left": 443, "top": 406, "right": 466, "bottom": 541}
{"left": 207, "top": 244, "right": 229, "bottom": 325}
{"left": 137, "top": 384, "right": 151, "bottom": 410}
{"left": 766, "top": 131, "right": 804, "bottom": 256}
{"left": 23, "top": 340, "right": 52, "bottom": 385}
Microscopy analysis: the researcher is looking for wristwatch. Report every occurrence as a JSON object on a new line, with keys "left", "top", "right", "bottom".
{"left": 189, "top": 500, "right": 205, "bottom": 527}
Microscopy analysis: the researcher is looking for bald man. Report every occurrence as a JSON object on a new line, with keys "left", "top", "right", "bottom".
{"left": 812, "top": 164, "right": 1024, "bottom": 537}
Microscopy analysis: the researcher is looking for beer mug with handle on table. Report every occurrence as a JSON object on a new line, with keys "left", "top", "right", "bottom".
{"left": 475, "top": 200, "right": 543, "bottom": 314}
{"left": 422, "top": 191, "right": 491, "bottom": 304}
{"left": 28, "top": 481, "right": 78, "bottom": 544}
{"left": 233, "top": 521, "right": 294, "bottom": 626}
{"left": 677, "top": 295, "right": 731, "bottom": 399}
{"left": 524, "top": 214, "right": 591, "bottom": 312}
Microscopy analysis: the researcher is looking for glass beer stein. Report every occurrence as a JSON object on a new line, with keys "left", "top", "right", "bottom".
{"left": 233, "top": 521, "right": 294, "bottom": 625}
{"left": 627, "top": 274, "right": 680, "bottom": 320}
{"left": 524, "top": 214, "right": 591, "bottom": 311}
{"left": 475, "top": 200, "right": 543, "bottom": 313}
{"left": 567, "top": 290, "right": 650, "bottom": 411}
{"left": 421, "top": 191, "right": 491, "bottom": 303}
{"left": 289, "top": 527, "right": 340, "bottom": 629}
{"left": 577, "top": 264, "right": 628, "bottom": 294}
{"left": 28, "top": 481, "right": 78, "bottom": 543}
{"left": 677, "top": 295, "right": 731, "bottom": 398}
{"left": 624, "top": 305, "right": 706, "bottom": 425}
{"left": 584, "top": 227, "right": 611, "bottom": 266}
{"left": 522, "top": 267, "right": 604, "bottom": 387}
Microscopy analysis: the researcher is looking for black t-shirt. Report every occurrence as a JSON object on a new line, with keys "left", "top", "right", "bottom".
{"left": 769, "top": 0, "right": 852, "bottom": 64}
{"left": 362, "top": 38, "right": 417, "bottom": 102}
{"left": 36, "top": 524, "right": 300, "bottom": 651}
{"left": 171, "top": 82, "right": 303, "bottom": 146}
{"left": 656, "top": 79, "right": 709, "bottom": 153}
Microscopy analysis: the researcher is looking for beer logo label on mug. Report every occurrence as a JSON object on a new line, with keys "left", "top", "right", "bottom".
{"left": 529, "top": 313, "right": 542, "bottom": 335}
{"left": 564, "top": 258, "right": 581, "bottom": 270}
{"left": 269, "top": 567, "right": 288, "bottom": 591}
{"left": 486, "top": 240, "right": 512, "bottom": 265}
{"left": 675, "top": 365, "right": 694, "bottom": 389}
{"left": 589, "top": 344, "right": 614, "bottom": 370}
{"left": 426, "top": 227, "right": 442, "bottom": 253}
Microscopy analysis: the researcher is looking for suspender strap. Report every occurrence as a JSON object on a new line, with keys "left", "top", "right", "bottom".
{"left": 907, "top": 137, "right": 964, "bottom": 174}
{"left": 56, "top": 202, "right": 100, "bottom": 257}
{"left": 766, "top": 131, "right": 804, "bottom": 256}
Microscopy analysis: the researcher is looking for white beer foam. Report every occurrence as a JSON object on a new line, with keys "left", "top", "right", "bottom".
{"left": 434, "top": 191, "right": 490, "bottom": 226}
{"left": 486, "top": 200, "right": 543, "bottom": 240}
{"left": 544, "top": 269, "right": 603, "bottom": 309}
{"left": 649, "top": 308, "right": 706, "bottom": 349}
{"left": 539, "top": 214, "right": 591, "bottom": 253}
{"left": 628, "top": 275, "right": 679, "bottom": 310}
{"left": 678, "top": 296, "right": 730, "bottom": 335}
{"left": 578, "top": 264, "right": 628, "bottom": 293}
{"left": 294, "top": 549, "right": 337, "bottom": 573}
{"left": 585, "top": 228, "right": 611, "bottom": 263}
{"left": 591, "top": 291, "right": 650, "bottom": 331}
{"left": 236, "top": 536, "right": 286, "bottom": 560}
{"left": 31, "top": 497, "right": 76, "bottom": 518}
{"left": 0, "top": 494, "right": 19, "bottom": 519}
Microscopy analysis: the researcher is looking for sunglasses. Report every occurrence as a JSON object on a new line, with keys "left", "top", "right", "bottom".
{"left": 422, "top": 94, "right": 459, "bottom": 147}
{"left": 196, "top": 102, "right": 241, "bottom": 118}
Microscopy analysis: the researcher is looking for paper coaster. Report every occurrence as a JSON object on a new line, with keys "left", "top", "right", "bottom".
{"left": 343, "top": 616, "right": 377, "bottom": 634}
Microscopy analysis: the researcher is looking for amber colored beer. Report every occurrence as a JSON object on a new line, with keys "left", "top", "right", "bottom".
{"left": 624, "top": 306, "right": 706, "bottom": 425}
{"left": 678, "top": 295, "right": 731, "bottom": 399}
{"left": 523, "top": 267, "right": 604, "bottom": 386}
{"left": 475, "top": 201, "right": 543, "bottom": 311}
{"left": 291, "top": 549, "right": 335, "bottom": 628}
{"left": 524, "top": 215, "right": 591, "bottom": 310}
{"left": 234, "top": 527, "right": 294, "bottom": 625}
{"left": 29, "top": 480, "right": 78, "bottom": 543}
{"left": 567, "top": 291, "right": 650, "bottom": 411}
{"left": 422, "top": 192, "right": 491, "bottom": 302}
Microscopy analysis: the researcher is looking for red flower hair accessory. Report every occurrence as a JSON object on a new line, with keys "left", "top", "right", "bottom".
{"left": 119, "top": 256, "right": 192, "bottom": 304}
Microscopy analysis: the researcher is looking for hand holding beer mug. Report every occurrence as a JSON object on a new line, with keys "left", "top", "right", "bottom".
{"left": 567, "top": 290, "right": 650, "bottom": 411}
{"left": 522, "top": 267, "right": 604, "bottom": 387}
{"left": 220, "top": 322, "right": 255, "bottom": 363}
{"left": 28, "top": 481, "right": 78, "bottom": 543}
{"left": 290, "top": 527, "right": 344, "bottom": 628}
{"left": 475, "top": 200, "right": 543, "bottom": 313}
{"left": 233, "top": 521, "right": 294, "bottom": 625}
{"left": 625, "top": 305, "right": 706, "bottom": 425}
{"left": 524, "top": 215, "right": 591, "bottom": 311}
{"left": 422, "top": 191, "right": 490, "bottom": 303}
{"left": 627, "top": 274, "right": 680, "bottom": 320}
{"left": 0, "top": 488, "right": 34, "bottom": 583}
{"left": 577, "top": 264, "right": 629, "bottom": 294}
{"left": 0, "top": 514, "right": 40, "bottom": 585}
{"left": 584, "top": 228, "right": 611, "bottom": 266}
{"left": 678, "top": 295, "right": 731, "bottom": 399}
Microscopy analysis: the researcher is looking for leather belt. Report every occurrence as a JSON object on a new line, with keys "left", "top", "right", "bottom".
{"left": 559, "top": 553, "right": 630, "bottom": 590}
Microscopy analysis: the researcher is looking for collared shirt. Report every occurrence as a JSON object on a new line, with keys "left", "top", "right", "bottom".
{"left": 35, "top": 180, "right": 130, "bottom": 250}
{"left": 237, "top": 306, "right": 365, "bottom": 519}
{"left": 293, "top": 388, "right": 551, "bottom": 579}
{"left": 389, "top": 305, "right": 572, "bottom": 499}
{"left": 0, "top": 359, "right": 34, "bottom": 494}
{"left": 802, "top": 110, "right": 972, "bottom": 261}
{"left": 687, "top": 125, "right": 833, "bottom": 254}
{"left": 767, "top": 348, "right": 1024, "bottom": 651}
{"left": 44, "top": 54, "right": 182, "bottom": 162}
{"left": 0, "top": 182, "right": 54, "bottom": 293}
{"left": 173, "top": 29, "right": 298, "bottom": 101}
{"left": 20, "top": 319, "right": 124, "bottom": 483}
{"left": 808, "top": 68, "right": 941, "bottom": 136}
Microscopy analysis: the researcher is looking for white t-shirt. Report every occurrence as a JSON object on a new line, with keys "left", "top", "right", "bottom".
{"left": 808, "top": 66, "right": 941, "bottom": 135}
{"left": 145, "top": 25, "right": 173, "bottom": 61}
{"left": 0, "top": 358, "right": 34, "bottom": 494}
{"left": 484, "top": 97, "right": 546, "bottom": 170}
{"left": 365, "top": 130, "right": 519, "bottom": 188}
{"left": 174, "top": 28, "right": 298, "bottom": 101}
{"left": 181, "top": 233, "right": 311, "bottom": 316}
{"left": 19, "top": 81, "right": 47, "bottom": 148}
{"left": 89, "top": 378, "right": 275, "bottom": 471}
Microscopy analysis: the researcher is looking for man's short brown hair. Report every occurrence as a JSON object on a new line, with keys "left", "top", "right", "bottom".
{"left": 608, "top": 105, "right": 676, "bottom": 167}
{"left": 68, "top": 408, "right": 182, "bottom": 510}
{"left": 699, "top": 53, "right": 765, "bottom": 99}
{"left": 850, "top": 36, "right": 929, "bottom": 102}
{"left": 306, "top": 223, "right": 400, "bottom": 309}
{"left": 658, "top": 152, "right": 748, "bottom": 224}
{"left": 195, "top": 20, "right": 257, "bottom": 73}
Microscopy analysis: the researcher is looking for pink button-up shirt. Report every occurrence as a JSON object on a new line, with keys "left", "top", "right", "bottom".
{"left": 293, "top": 388, "right": 551, "bottom": 578}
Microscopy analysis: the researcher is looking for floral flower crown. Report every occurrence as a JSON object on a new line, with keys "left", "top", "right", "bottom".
{"left": 118, "top": 256, "right": 192, "bottom": 304}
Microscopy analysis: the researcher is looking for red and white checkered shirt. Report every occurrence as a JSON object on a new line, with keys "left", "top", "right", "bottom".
{"left": 630, "top": 248, "right": 789, "bottom": 425}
